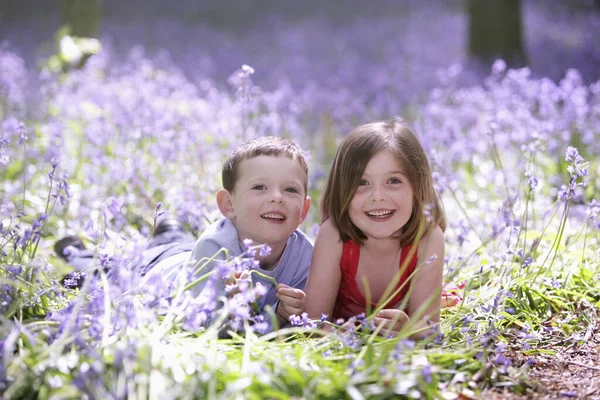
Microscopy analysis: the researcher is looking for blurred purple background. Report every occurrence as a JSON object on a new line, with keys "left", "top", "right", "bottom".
{"left": 1, "top": 0, "right": 598, "bottom": 87}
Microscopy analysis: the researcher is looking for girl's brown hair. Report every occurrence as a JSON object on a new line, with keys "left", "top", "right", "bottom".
{"left": 321, "top": 117, "right": 445, "bottom": 246}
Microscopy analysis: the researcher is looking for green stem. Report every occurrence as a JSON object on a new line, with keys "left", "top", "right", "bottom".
{"left": 581, "top": 219, "right": 589, "bottom": 268}
{"left": 248, "top": 270, "right": 278, "bottom": 287}
{"left": 21, "top": 141, "right": 27, "bottom": 211}
{"left": 489, "top": 134, "right": 511, "bottom": 201}
{"left": 533, "top": 200, "right": 570, "bottom": 283}
{"left": 448, "top": 186, "right": 484, "bottom": 244}
{"left": 183, "top": 269, "right": 216, "bottom": 292}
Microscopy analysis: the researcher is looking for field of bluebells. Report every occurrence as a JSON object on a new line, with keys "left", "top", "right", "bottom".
{"left": 1, "top": 1, "right": 600, "bottom": 398}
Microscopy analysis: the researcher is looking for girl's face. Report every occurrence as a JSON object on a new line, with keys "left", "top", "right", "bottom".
{"left": 348, "top": 149, "right": 414, "bottom": 242}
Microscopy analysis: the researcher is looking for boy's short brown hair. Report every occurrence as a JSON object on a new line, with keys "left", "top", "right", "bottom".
{"left": 222, "top": 136, "right": 309, "bottom": 194}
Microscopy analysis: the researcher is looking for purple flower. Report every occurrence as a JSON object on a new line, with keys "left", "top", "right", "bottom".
{"left": 588, "top": 199, "right": 599, "bottom": 220}
{"left": 63, "top": 271, "right": 87, "bottom": 289}
{"left": 16, "top": 122, "right": 27, "bottom": 144}
{"left": 560, "top": 391, "right": 577, "bottom": 398}
{"left": 259, "top": 244, "right": 271, "bottom": 257}
{"left": 565, "top": 146, "right": 583, "bottom": 164}
{"left": 423, "top": 203, "right": 434, "bottom": 223}
{"left": 242, "top": 239, "right": 256, "bottom": 256}
{"left": 421, "top": 364, "right": 433, "bottom": 384}
{"left": 0, "top": 135, "right": 9, "bottom": 165}
{"left": 524, "top": 171, "right": 538, "bottom": 191}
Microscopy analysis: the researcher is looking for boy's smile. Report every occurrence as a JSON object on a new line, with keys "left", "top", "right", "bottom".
{"left": 217, "top": 155, "right": 310, "bottom": 266}
{"left": 261, "top": 212, "right": 286, "bottom": 223}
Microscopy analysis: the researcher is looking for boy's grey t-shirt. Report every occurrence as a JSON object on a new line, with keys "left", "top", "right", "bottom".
{"left": 156, "top": 218, "right": 313, "bottom": 315}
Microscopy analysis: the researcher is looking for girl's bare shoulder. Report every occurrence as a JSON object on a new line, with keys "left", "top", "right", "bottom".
{"left": 418, "top": 224, "right": 445, "bottom": 256}
{"left": 314, "top": 219, "right": 343, "bottom": 253}
{"left": 316, "top": 219, "right": 342, "bottom": 240}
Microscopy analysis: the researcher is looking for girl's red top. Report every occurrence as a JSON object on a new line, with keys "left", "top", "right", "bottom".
{"left": 332, "top": 240, "right": 418, "bottom": 321}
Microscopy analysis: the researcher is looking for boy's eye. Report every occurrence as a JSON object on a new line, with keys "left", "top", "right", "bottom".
{"left": 285, "top": 187, "right": 299, "bottom": 194}
{"left": 252, "top": 184, "right": 266, "bottom": 190}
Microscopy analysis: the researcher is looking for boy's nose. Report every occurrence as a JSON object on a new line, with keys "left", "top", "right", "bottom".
{"left": 270, "top": 190, "right": 283, "bottom": 203}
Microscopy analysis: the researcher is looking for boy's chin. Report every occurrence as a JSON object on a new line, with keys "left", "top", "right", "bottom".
{"left": 251, "top": 231, "right": 293, "bottom": 247}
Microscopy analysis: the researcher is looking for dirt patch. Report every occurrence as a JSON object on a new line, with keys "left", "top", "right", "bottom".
{"left": 483, "top": 320, "right": 600, "bottom": 399}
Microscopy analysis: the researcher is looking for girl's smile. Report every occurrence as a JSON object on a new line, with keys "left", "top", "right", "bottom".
{"left": 365, "top": 209, "right": 395, "bottom": 221}
{"left": 348, "top": 149, "right": 413, "bottom": 240}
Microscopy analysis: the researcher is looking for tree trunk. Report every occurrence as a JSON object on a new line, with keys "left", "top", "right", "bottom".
{"left": 468, "top": 0, "right": 526, "bottom": 66}
{"left": 61, "top": 0, "right": 101, "bottom": 38}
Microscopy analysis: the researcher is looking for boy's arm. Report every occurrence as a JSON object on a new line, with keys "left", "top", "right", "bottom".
{"left": 187, "top": 237, "right": 228, "bottom": 297}
{"left": 266, "top": 231, "right": 313, "bottom": 328}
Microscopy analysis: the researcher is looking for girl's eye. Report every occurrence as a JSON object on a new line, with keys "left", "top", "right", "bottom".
{"left": 285, "top": 187, "right": 299, "bottom": 193}
{"left": 388, "top": 177, "right": 402, "bottom": 184}
{"left": 358, "top": 179, "right": 369, "bottom": 186}
{"left": 252, "top": 184, "right": 266, "bottom": 190}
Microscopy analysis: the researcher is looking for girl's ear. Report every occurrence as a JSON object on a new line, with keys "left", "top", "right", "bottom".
{"left": 217, "top": 189, "right": 235, "bottom": 219}
{"left": 300, "top": 196, "right": 311, "bottom": 222}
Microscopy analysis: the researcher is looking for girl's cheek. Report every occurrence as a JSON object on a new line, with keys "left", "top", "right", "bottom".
{"left": 354, "top": 188, "right": 369, "bottom": 198}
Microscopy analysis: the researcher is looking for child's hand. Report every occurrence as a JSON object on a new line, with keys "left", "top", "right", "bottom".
{"left": 372, "top": 309, "right": 410, "bottom": 337}
{"left": 275, "top": 284, "right": 306, "bottom": 322}
{"left": 441, "top": 281, "right": 464, "bottom": 308}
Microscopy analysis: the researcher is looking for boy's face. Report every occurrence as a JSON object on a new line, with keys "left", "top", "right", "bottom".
{"left": 217, "top": 155, "right": 310, "bottom": 249}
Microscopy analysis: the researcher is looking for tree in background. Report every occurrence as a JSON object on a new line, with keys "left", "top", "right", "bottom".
{"left": 468, "top": 0, "right": 526, "bottom": 67}
{"left": 62, "top": 0, "right": 101, "bottom": 38}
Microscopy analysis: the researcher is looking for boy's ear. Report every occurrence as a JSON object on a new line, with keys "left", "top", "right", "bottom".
{"left": 216, "top": 189, "right": 236, "bottom": 219}
{"left": 300, "top": 196, "right": 311, "bottom": 222}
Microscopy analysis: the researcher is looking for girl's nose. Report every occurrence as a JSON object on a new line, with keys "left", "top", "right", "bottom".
{"left": 370, "top": 185, "right": 385, "bottom": 201}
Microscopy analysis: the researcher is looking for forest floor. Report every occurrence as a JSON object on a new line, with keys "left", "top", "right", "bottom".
{"left": 484, "top": 318, "right": 600, "bottom": 399}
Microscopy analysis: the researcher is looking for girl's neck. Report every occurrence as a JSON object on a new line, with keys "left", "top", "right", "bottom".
{"left": 361, "top": 236, "right": 401, "bottom": 255}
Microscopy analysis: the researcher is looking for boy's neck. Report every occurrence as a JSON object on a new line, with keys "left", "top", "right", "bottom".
{"left": 256, "top": 242, "right": 287, "bottom": 271}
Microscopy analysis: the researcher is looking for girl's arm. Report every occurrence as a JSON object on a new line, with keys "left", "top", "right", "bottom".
{"left": 407, "top": 224, "right": 445, "bottom": 338}
{"left": 303, "top": 219, "right": 344, "bottom": 321}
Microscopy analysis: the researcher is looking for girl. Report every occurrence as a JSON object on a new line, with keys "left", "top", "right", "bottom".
{"left": 304, "top": 117, "right": 446, "bottom": 338}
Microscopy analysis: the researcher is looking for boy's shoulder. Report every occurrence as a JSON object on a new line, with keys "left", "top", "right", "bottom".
{"left": 276, "top": 227, "right": 313, "bottom": 271}
{"left": 192, "top": 218, "right": 243, "bottom": 260}
{"left": 288, "top": 227, "right": 314, "bottom": 250}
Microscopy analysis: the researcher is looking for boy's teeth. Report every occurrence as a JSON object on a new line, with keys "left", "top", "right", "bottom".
{"left": 367, "top": 210, "right": 392, "bottom": 217}
{"left": 262, "top": 213, "right": 285, "bottom": 220}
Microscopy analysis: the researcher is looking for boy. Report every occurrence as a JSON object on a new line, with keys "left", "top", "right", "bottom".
{"left": 56, "top": 136, "right": 313, "bottom": 329}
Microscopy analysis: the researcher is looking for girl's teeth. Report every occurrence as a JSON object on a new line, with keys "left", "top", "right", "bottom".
{"left": 367, "top": 211, "right": 392, "bottom": 217}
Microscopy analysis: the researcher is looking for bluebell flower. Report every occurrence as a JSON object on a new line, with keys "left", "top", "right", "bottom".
{"left": 16, "top": 122, "right": 27, "bottom": 144}
{"left": 242, "top": 238, "right": 253, "bottom": 250}
{"left": 524, "top": 171, "right": 538, "bottom": 191}
{"left": 421, "top": 364, "right": 433, "bottom": 384}
{"left": 565, "top": 146, "right": 583, "bottom": 164}
{"left": 560, "top": 391, "right": 578, "bottom": 398}
{"left": 259, "top": 244, "right": 271, "bottom": 257}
